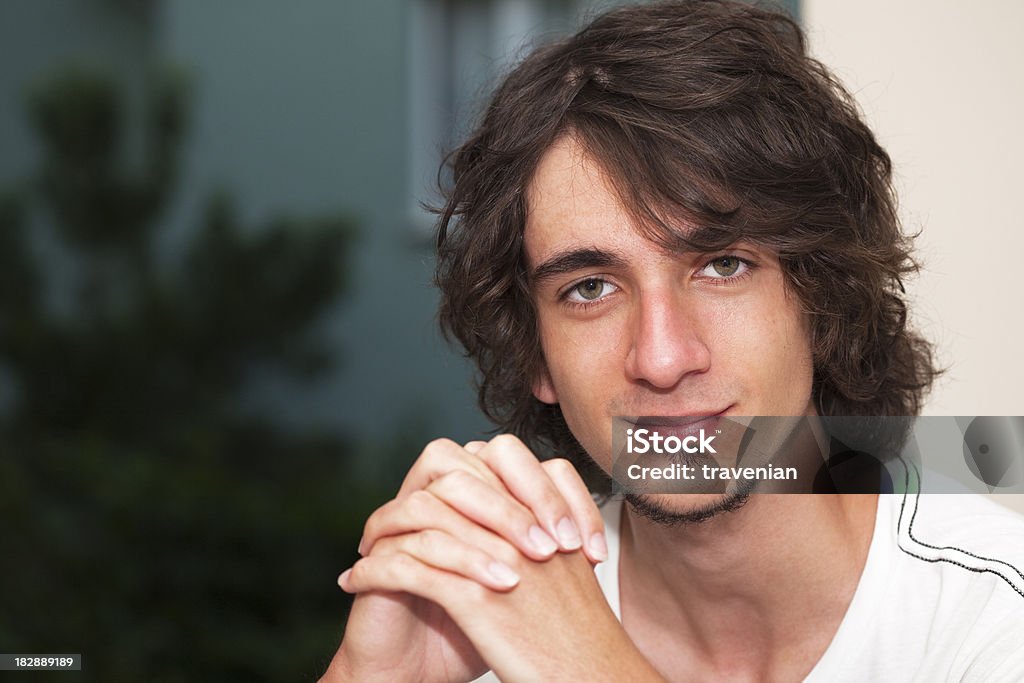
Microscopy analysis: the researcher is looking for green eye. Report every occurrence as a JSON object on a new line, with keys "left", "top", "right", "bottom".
{"left": 711, "top": 257, "right": 740, "bottom": 277}
{"left": 575, "top": 279, "right": 605, "bottom": 300}
{"left": 565, "top": 278, "right": 620, "bottom": 305}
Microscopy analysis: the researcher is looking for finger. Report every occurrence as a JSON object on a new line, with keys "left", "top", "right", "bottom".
{"left": 360, "top": 487, "right": 535, "bottom": 563}
{"left": 339, "top": 553, "right": 483, "bottom": 613}
{"left": 397, "top": 438, "right": 505, "bottom": 500}
{"left": 426, "top": 469, "right": 560, "bottom": 560}
{"left": 370, "top": 529, "right": 520, "bottom": 591}
{"left": 476, "top": 434, "right": 582, "bottom": 552}
{"left": 542, "top": 458, "right": 607, "bottom": 563}
{"left": 463, "top": 440, "right": 487, "bottom": 455}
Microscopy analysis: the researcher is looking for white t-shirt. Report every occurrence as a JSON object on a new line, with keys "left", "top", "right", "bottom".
{"left": 474, "top": 488, "right": 1024, "bottom": 682}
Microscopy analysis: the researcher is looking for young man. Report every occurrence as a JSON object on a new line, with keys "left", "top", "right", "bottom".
{"left": 321, "top": 2, "right": 1024, "bottom": 681}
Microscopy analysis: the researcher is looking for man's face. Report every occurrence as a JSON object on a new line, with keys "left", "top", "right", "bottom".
{"left": 525, "top": 135, "right": 816, "bottom": 519}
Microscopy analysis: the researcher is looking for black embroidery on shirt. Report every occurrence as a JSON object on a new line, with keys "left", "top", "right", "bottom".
{"left": 894, "top": 459, "right": 1024, "bottom": 601}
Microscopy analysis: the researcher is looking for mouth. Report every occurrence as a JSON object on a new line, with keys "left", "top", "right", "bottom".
{"left": 629, "top": 407, "right": 733, "bottom": 436}
{"left": 615, "top": 408, "right": 739, "bottom": 479}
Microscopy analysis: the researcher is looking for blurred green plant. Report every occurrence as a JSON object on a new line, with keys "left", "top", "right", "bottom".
{"left": 0, "top": 67, "right": 382, "bottom": 681}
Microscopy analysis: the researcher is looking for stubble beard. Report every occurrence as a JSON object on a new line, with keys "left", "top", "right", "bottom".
{"left": 623, "top": 477, "right": 756, "bottom": 526}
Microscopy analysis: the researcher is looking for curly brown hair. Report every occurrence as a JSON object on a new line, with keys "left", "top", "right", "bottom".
{"left": 435, "top": 0, "right": 938, "bottom": 464}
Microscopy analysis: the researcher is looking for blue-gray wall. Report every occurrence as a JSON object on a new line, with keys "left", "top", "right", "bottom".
{"left": 0, "top": 0, "right": 799, "bottom": 455}
{"left": 1, "top": 0, "right": 491, "bottom": 456}
{"left": 155, "top": 0, "right": 489, "bottom": 446}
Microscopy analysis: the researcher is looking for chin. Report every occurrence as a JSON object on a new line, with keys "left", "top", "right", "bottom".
{"left": 624, "top": 489, "right": 753, "bottom": 526}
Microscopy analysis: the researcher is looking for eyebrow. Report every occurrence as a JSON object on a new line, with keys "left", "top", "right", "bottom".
{"left": 530, "top": 248, "right": 628, "bottom": 286}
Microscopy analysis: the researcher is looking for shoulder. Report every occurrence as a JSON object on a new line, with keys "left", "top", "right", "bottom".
{"left": 835, "top": 494, "right": 1024, "bottom": 681}
{"left": 880, "top": 490, "right": 1024, "bottom": 674}
{"left": 892, "top": 492, "right": 1024, "bottom": 600}
{"left": 901, "top": 492, "right": 1024, "bottom": 544}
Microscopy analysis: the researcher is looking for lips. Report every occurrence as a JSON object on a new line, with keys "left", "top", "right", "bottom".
{"left": 631, "top": 407, "right": 730, "bottom": 425}
{"left": 628, "top": 408, "right": 732, "bottom": 440}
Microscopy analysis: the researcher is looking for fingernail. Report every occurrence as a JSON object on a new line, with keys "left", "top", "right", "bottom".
{"left": 555, "top": 517, "right": 582, "bottom": 550}
{"left": 357, "top": 538, "right": 365, "bottom": 556}
{"left": 487, "top": 561, "right": 520, "bottom": 588}
{"left": 528, "top": 525, "right": 558, "bottom": 555}
{"left": 589, "top": 532, "right": 609, "bottom": 562}
{"left": 338, "top": 568, "right": 352, "bottom": 589}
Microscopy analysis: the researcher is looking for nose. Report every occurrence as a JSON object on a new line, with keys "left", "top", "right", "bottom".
{"left": 624, "top": 289, "right": 711, "bottom": 390}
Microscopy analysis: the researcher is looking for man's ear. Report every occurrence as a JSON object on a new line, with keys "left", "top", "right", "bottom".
{"left": 531, "top": 363, "right": 559, "bottom": 405}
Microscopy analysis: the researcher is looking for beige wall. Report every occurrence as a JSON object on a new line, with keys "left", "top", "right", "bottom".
{"left": 803, "top": 1, "right": 1024, "bottom": 513}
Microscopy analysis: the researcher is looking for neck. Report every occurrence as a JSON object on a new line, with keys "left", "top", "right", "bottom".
{"left": 619, "top": 493, "right": 878, "bottom": 680}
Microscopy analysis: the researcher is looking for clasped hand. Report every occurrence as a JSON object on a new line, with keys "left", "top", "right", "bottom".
{"left": 321, "top": 434, "right": 660, "bottom": 683}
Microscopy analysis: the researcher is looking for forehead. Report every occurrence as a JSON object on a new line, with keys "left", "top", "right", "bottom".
{"left": 523, "top": 135, "right": 786, "bottom": 281}
{"left": 524, "top": 135, "right": 638, "bottom": 266}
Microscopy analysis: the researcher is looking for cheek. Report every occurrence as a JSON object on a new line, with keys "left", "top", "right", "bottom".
{"left": 702, "top": 286, "right": 814, "bottom": 406}
{"left": 741, "top": 300, "right": 814, "bottom": 405}
{"left": 540, "top": 299, "right": 628, "bottom": 373}
{"left": 538, "top": 316, "right": 626, "bottom": 447}
{"left": 540, "top": 316, "right": 625, "bottom": 399}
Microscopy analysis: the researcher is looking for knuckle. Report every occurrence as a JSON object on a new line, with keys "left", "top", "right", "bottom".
{"left": 488, "top": 433, "right": 525, "bottom": 452}
{"left": 361, "top": 510, "right": 383, "bottom": 541}
{"left": 350, "top": 559, "right": 369, "bottom": 584}
{"left": 422, "top": 437, "right": 457, "bottom": 459}
{"left": 432, "top": 468, "right": 472, "bottom": 492}
{"left": 448, "top": 468, "right": 474, "bottom": 484}
{"left": 388, "top": 553, "right": 418, "bottom": 579}
{"left": 544, "top": 457, "right": 576, "bottom": 477}
{"left": 417, "top": 528, "right": 445, "bottom": 551}
{"left": 507, "top": 501, "right": 540, "bottom": 528}
{"left": 460, "top": 543, "right": 489, "bottom": 569}
{"left": 392, "top": 553, "right": 439, "bottom": 593}
{"left": 370, "top": 535, "right": 396, "bottom": 556}
{"left": 405, "top": 489, "right": 436, "bottom": 514}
